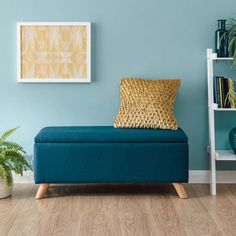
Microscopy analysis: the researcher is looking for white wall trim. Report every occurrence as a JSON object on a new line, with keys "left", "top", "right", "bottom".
{"left": 189, "top": 170, "right": 236, "bottom": 183}
{"left": 12, "top": 170, "right": 236, "bottom": 184}
{"left": 13, "top": 170, "right": 34, "bottom": 184}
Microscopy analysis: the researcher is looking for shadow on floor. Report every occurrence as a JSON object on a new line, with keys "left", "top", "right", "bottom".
{"left": 45, "top": 183, "right": 182, "bottom": 198}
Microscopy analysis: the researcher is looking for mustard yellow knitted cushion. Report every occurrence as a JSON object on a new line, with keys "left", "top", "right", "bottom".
{"left": 114, "top": 78, "right": 180, "bottom": 130}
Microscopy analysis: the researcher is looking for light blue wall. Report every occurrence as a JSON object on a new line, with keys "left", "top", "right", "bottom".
{"left": 1, "top": 0, "right": 236, "bottom": 170}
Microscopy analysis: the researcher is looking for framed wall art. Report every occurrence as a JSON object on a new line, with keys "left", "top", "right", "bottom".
{"left": 17, "top": 22, "right": 91, "bottom": 83}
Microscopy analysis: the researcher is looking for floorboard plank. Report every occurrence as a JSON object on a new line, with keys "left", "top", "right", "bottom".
{"left": 1, "top": 184, "right": 235, "bottom": 236}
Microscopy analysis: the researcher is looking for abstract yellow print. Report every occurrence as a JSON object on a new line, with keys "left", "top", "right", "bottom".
{"left": 21, "top": 25, "right": 88, "bottom": 79}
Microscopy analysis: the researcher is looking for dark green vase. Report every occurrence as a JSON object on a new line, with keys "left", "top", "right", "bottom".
{"left": 229, "top": 127, "right": 236, "bottom": 154}
{"left": 215, "top": 19, "right": 229, "bottom": 57}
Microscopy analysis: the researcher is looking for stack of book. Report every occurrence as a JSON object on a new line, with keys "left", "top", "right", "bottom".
{"left": 213, "top": 76, "right": 235, "bottom": 108}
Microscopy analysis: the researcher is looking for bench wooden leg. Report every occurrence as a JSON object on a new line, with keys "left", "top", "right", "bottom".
{"left": 172, "top": 183, "right": 188, "bottom": 199}
{"left": 35, "top": 184, "right": 49, "bottom": 199}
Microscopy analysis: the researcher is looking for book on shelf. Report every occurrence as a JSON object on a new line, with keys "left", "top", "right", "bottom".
{"left": 213, "top": 76, "right": 219, "bottom": 107}
{"left": 219, "top": 77, "right": 223, "bottom": 107}
{"left": 213, "top": 76, "right": 236, "bottom": 108}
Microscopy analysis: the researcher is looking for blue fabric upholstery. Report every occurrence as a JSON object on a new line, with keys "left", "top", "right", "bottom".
{"left": 35, "top": 126, "right": 188, "bottom": 143}
{"left": 34, "top": 126, "right": 189, "bottom": 184}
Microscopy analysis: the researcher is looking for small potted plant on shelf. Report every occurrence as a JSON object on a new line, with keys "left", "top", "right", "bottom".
{"left": 227, "top": 17, "right": 236, "bottom": 66}
{"left": 0, "top": 127, "right": 31, "bottom": 199}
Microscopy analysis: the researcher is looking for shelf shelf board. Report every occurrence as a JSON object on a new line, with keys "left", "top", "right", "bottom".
{"left": 214, "top": 108, "right": 236, "bottom": 111}
{"left": 213, "top": 57, "right": 234, "bottom": 61}
{"left": 212, "top": 53, "right": 233, "bottom": 60}
{"left": 209, "top": 104, "right": 236, "bottom": 111}
{"left": 215, "top": 150, "right": 236, "bottom": 161}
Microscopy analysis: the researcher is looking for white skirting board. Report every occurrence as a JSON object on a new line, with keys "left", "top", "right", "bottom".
{"left": 189, "top": 170, "right": 236, "bottom": 183}
{"left": 12, "top": 170, "right": 236, "bottom": 184}
{"left": 13, "top": 171, "right": 34, "bottom": 184}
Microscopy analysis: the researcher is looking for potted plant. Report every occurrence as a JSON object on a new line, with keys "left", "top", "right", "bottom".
{"left": 227, "top": 18, "right": 236, "bottom": 66}
{"left": 0, "top": 127, "right": 31, "bottom": 198}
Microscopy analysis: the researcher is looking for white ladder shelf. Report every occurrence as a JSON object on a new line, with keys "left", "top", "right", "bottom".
{"left": 207, "top": 48, "right": 236, "bottom": 195}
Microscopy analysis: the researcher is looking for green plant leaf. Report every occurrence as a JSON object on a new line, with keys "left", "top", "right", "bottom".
{"left": 0, "top": 127, "right": 31, "bottom": 186}
{"left": 229, "top": 36, "right": 236, "bottom": 50}
{"left": 0, "top": 126, "right": 19, "bottom": 143}
{"left": 0, "top": 163, "right": 12, "bottom": 186}
{"left": 227, "top": 17, "right": 236, "bottom": 67}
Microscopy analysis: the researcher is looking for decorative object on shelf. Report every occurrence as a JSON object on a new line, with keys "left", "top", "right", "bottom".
{"left": 213, "top": 76, "right": 236, "bottom": 108}
{"left": 0, "top": 127, "right": 32, "bottom": 198}
{"left": 215, "top": 19, "right": 229, "bottom": 57}
{"left": 17, "top": 22, "right": 91, "bottom": 83}
{"left": 227, "top": 17, "right": 236, "bottom": 67}
{"left": 229, "top": 127, "right": 236, "bottom": 154}
{"left": 225, "top": 79, "right": 236, "bottom": 108}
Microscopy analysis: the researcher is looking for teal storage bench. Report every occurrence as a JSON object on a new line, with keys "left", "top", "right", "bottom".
{"left": 34, "top": 126, "right": 189, "bottom": 199}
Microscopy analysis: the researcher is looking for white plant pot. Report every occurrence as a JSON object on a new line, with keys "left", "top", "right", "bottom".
{"left": 0, "top": 172, "right": 13, "bottom": 199}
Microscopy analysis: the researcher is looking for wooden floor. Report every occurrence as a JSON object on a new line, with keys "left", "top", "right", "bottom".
{"left": 0, "top": 184, "right": 236, "bottom": 236}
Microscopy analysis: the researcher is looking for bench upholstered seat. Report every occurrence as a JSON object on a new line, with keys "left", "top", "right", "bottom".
{"left": 34, "top": 126, "right": 189, "bottom": 199}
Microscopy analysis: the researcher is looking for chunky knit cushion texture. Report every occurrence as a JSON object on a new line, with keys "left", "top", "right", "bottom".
{"left": 114, "top": 78, "right": 180, "bottom": 130}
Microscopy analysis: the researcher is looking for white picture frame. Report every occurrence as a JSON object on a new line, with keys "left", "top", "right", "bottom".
{"left": 17, "top": 22, "right": 91, "bottom": 83}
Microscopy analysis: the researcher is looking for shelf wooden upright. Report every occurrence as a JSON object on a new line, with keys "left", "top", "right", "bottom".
{"left": 207, "top": 48, "right": 236, "bottom": 195}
